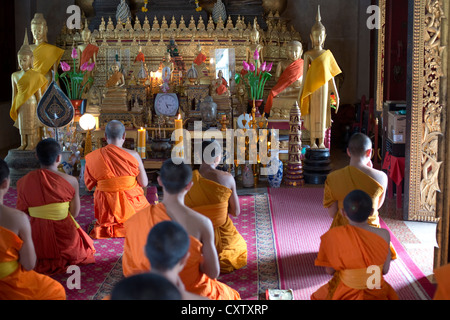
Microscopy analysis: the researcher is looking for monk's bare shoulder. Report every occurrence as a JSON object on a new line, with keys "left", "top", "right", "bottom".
{"left": 52, "top": 170, "right": 79, "bottom": 190}
{"left": 368, "top": 225, "right": 390, "bottom": 245}
{"left": 212, "top": 170, "right": 235, "bottom": 189}
{"left": 122, "top": 147, "right": 141, "bottom": 162}
{"left": 0, "top": 204, "right": 29, "bottom": 233}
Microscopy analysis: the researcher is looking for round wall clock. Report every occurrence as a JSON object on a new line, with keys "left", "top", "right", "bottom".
{"left": 154, "top": 93, "right": 179, "bottom": 116}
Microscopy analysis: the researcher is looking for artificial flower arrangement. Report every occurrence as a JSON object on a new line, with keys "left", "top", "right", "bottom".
{"left": 195, "top": 0, "right": 202, "bottom": 11}
{"left": 142, "top": 0, "right": 148, "bottom": 12}
{"left": 56, "top": 48, "right": 95, "bottom": 100}
{"left": 330, "top": 93, "right": 337, "bottom": 109}
{"left": 234, "top": 49, "right": 273, "bottom": 101}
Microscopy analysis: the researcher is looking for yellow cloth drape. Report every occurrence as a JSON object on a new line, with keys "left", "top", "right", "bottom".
{"left": 300, "top": 50, "right": 342, "bottom": 116}
{"left": 28, "top": 201, "right": 80, "bottom": 229}
{"left": 32, "top": 42, "right": 64, "bottom": 76}
{"left": 340, "top": 265, "right": 384, "bottom": 290}
{"left": 0, "top": 260, "right": 19, "bottom": 280}
{"left": 10, "top": 69, "right": 48, "bottom": 121}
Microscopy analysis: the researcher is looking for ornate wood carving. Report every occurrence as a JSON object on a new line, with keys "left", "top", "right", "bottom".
{"left": 376, "top": 0, "right": 386, "bottom": 112}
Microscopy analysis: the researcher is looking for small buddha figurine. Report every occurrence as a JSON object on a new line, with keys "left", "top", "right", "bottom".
{"left": 29, "top": 13, "right": 64, "bottom": 91}
{"left": 77, "top": 20, "right": 98, "bottom": 76}
{"left": 246, "top": 19, "right": 264, "bottom": 69}
{"left": 99, "top": 17, "right": 106, "bottom": 38}
{"left": 106, "top": 61, "right": 125, "bottom": 88}
{"left": 10, "top": 30, "right": 48, "bottom": 151}
{"left": 188, "top": 16, "right": 197, "bottom": 31}
{"left": 160, "top": 16, "right": 169, "bottom": 31}
{"left": 300, "top": 6, "right": 341, "bottom": 149}
{"left": 159, "top": 52, "right": 174, "bottom": 82}
{"left": 193, "top": 42, "right": 210, "bottom": 83}
{"left": 142, "top": 16, "right": 151, "bottom": 34}
{"left": 197, "top": 16, "right": 208, "bottom": 37}
{"left": 212, "top": 70, "right": 229, "bottom": 96}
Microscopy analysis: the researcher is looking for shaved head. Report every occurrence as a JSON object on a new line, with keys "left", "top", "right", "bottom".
{"left": 347, "top": 133, "right": 372, "bottom": 157}
{"left": 105, "top": 120, "right": 125, "bottom": 140}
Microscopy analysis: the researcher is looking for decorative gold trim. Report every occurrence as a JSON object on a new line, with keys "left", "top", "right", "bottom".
{"left": 376, "top": 0, "right": 386, "bottom": 112}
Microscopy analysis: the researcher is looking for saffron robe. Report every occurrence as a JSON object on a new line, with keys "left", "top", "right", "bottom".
{"left": 84, "top": 144, "right": 149, "bottom": 239}
{"left": 122, "top": 203, "right": 241, "bottom": 300}
{"left": 105, "top": 71, "right": 124, "bottom": 88}
{"left": 16, "top": 169, "right": 95, "bottom": 275}
{"left": 0, "top": 226, "right": 66, "bottom": 300}
{"left": 32, "top": 42, "right": 64, "bottom": 77}
{"left": 80, "top": 44, "right": 99, "bottom": 66}
{"left": 311, "top": 225, "right": 398, "bottom": 300}
{"left": 10, "top": 69, "right": 48, "bottom": 122}
{"left": 194, "top": 52, "right": 207, "bottom": 66}
{"left": 215, "top": 78, "right": 228, "bottom": 96}
{"left": 433, "top": 263, "right": 450, "bottom": 300}
{"left": 185, "top": 170, "right": 247, "bottom": 274}
{"left": 323, "top": 165, "right": 397, "bottom": 260}
{"left": 264, "top": 58, "right": 304, "bottom": 115}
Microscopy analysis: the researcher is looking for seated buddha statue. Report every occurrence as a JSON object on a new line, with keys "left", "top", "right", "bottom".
{"left": 101, "top": 61, "right": 127, "bottom": 113}
{"left": 193, "top": 43, "right": 211, "bottom": 85}
{"left": 212, "top": 70, "right": 230, "bottom": 97}
{"left": 264, "top": 40, "right": 304, "bottom": 120}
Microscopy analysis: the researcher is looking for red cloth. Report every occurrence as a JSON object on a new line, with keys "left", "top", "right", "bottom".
{"left": 16, "top": 169, "right": 95, "bottom": 275}
{"left": 382, "top": 152, "right": 405, "bottom": 186}
{"left": 194, "top": 52, "right": 207, "bottom": 66}
{"left": 80, "top": 43, "right": 99, "bottom": 66}
{"left": 134, "top": 51, "right": 145, "bottom": 63}
{"left": 264, "top": 59, "right": 304, "bottom": 114}
{"left": 216, "top": 78, "right": 228, "bottom": 95}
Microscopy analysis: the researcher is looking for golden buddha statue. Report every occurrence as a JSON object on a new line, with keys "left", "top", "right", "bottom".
{"left": 102, "top": 61, "right": 127, "bottom": 112}
{"left": 300, "top": 6, "right": 341, "bottom": 149}
{"left": 29, "top": 13, "right": 64, "bottom": 91}
{"left": 77, "top": 20, "right": 98, "bottom": 77}
{"left": 106, "top": 61, "right": 125, "bottom": 88}
{"left": 159, "top": 52, "right": 174, "bottom": 82}
{"left": 246, "top": 19, "right": 264, "bottom": 69}
{"left": 193, "top": 42, "right": 210, "bottom": 84}
{"left": 10, "top": 30, "right": 48, "bottom": 151}
{"left": 212, "top": 70, "right": 230, "bottom": 96}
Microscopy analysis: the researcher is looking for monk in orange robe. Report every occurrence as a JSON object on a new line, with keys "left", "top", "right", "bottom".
{"left": 123, "top": 159, "right": 240, "bottom": 300}
{"left": 84, "top": 120, "right": 149, "bottom": 239}
{"left": 185, "top": 140, "right": 247, "bottom": 274}
{"left": 264, "top": 41, "right": 304, "bottom": 116}
{"left": 312, "top": 190, "right": 398, "bottom": 300}
{"left": 0, "top": 158, "right": 66, "bottom": 300}
{"left": 323, "top": 133, "right": 397, "bottom": 260}
{"left": 16, "top": 139, "right": 95, "bottom": 275}
{"left": 433, "top": 263, "right": 450, "bottom": 300}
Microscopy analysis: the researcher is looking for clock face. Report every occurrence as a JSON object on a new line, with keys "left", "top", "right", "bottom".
{"left": 154, "top": 93, "right": 179, "bottom": 116}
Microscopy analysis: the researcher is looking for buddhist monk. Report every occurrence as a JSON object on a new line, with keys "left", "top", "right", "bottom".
{"left": 311, "top": 190, "right": 398, "bottom": 300}
{"left": 123, "top": 158, "right": 240, "bottom": 300}
{"left": 0, "top": 159, "right": 66, "bottom": 300}
{"left": 111, "top": 273, "right": 182, "bottom": 300}
{"left": 185, "top": 140, "right": 247, "bottom": 274}
{"left": 16, "top": 138, "right": 95, "bottom": 275}
{"left": 323, "top": 132, "right": 397, "bottom": 260}
{"left": 146, "top": 221, "right": 208, "bottom": 300}
{"left": 84, "top": 120, "right": 149, "bottom": 239}
{"left": 433, "top": 263, "right": 450, "bottom": 300}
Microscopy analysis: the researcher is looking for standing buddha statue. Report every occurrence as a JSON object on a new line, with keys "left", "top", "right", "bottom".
{"left": 300, "top": 6, "right": 341, "bottom": 149}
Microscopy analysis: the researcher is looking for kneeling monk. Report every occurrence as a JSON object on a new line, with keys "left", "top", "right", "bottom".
{"left": 123, "top": 159, "right": 240, "bottom": 300}
{"left": 16, "top": 138, "right": 95, "bottom": 275}
{"left": 0, "top": 159, "right": 66, "bottom": 300}
{"left": 312, "top": 190, "right": 398, "bottom": 300}
{"left": 185, "top": 140, "right": 247, "bottom": 274}
{"left": 84, "top": 120, "right": 149, "bottom": 239}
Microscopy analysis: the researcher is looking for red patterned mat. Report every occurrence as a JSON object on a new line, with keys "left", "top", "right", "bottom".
{"left": 268, "top": 187, "right": 436, "bottom": 300}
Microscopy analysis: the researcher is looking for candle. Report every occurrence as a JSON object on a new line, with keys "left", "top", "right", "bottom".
{"left": 137, "top": 127, "right": 146, "bottom": 159}
{"left": 174, "top": 114, "right": 184, "bottom": 157}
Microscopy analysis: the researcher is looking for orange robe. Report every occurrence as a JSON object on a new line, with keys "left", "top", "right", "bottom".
{"left": 80, "top": 44, "right": 99, "bottom": 66}
{"left": 185, "top": 170, "right": 247, "bottom": 274}
{"left": 84, "top": 144, "right": 149, "bottom": 239}
{"left": 123, "top": 203, "right": 241, "bottom": 300}
{"left": 264, "top": 58, "right": 304, "bottom": 115}
{"left": 433, "top": 263, "right": 450, "bottom": 300}
{"left": 323, "top": 165, "right": 397, "bottom": 260}
{"left": 194, "top": 52, "right": 207, "bottom": 66}
{"left": 16, "top": 169, "right": 95, "bottom": 275}
{"left": 0, "top": 226, "right": 66, "bottom": 300}
{"left": 32, "top": 42, "right": 64, "bottom": 77}
{"left": 311, "top": 225, "right": 398, "bottom": 300}
{"left": 105, "top": 71, "right": 124, "bottom": 88}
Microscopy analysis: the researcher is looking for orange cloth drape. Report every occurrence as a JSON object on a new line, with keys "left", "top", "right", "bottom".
{"left": 323, "top": 165, "right": 397, "bottom": 260}
{"left": 185, "top": 170, "right": 247, "bottom": 273}
{"left": 311, "top": 225, "right": 398, "bottom": 300}
{"left": 10, "top": 69, "right": 48, "bottom": 122}
{"left": 84, "top": 144, "right": 149, "bottom": 239}
{"left": 105, "top": 71, "right": 124, "bottom": 88}
{"left": 80, "top": 43, "right": 99, "bottom": 66}
{"left": 433, "top": 263, "right": 450, "bottom": 300}
{"left": 16, "top": 169, "right": 95, "bottom": 275}
{"left": 264, "top": 58, "right": 304, "bottom": 115}
{"left": 123, "top": 203, "right": 241, "bottom": 300}
{"left": 0, "top": 226, "right": 66, "bottom": 300}
{"left": 194, "top": 52, "right": 207, "bottom": 66}
{"left": 216, "top": 78, "right": 228, "bottom": 96}
{"left": 32, "top": 42, "right": 64, "bottom": 77}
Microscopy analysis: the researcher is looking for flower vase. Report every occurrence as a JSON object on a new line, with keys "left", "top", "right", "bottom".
{"left": 248, "top": 99, "right": 263, "bottom": 117}
{"left": 71, "top": 99, "right": 86, "bottom": 121}
{"left": 268, "top": 153, "right": 284, "bottom": 188}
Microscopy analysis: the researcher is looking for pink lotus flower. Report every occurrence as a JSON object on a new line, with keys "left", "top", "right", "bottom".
{"left": 87, "top": 62, "right": 95, "bottom": 72}
{"left": 80, "top": 62, "right": 89, "bottom": 71}
{"left": 249, "top": 63, "right": 256, "bottom": 72}
{"left": 266, "top": 62, "right": 273, "bottom": 72}
{"left": 242, "top": 60, "right": 250, "bottom": 71}
{"left": 260, "top": 61, "right": 267, "bottom": 72}
{"left": 253, "top": 49, "right": 259, "bottom": 61}
{"left": 71, "top": 48, "right": 78, "bottom": 59}
{"left": 60, "top": 61, "right": 71, "bottom": 72}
